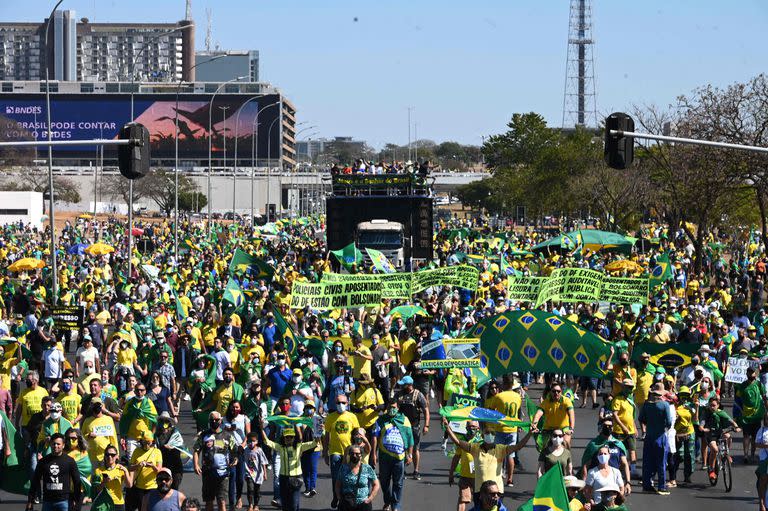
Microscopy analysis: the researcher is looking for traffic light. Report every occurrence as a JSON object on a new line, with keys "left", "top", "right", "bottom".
{"left": 604, "top": 113, "right": 635, "bottom": 169}
{"left": 117, "top": 122, "right": 150, "bottom": 179}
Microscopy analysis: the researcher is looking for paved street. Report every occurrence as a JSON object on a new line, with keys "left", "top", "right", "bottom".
{"left": 0, "top": 387, "right": 758, "bottom": 511}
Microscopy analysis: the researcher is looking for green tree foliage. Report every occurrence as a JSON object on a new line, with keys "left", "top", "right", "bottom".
{"left": 179, "top": 191, "right": 207, "bottom": 212}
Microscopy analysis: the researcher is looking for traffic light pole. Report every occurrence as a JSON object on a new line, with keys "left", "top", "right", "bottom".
{"left": 609, "top": 130, "right": 768, "bottom": 154}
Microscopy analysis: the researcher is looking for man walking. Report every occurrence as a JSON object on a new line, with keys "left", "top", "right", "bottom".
{"left": 26, "top": 433, "right": 82, "bottom": 511}
{"left": 639, "top": 383, "right": 672, "bottom": 495}
{"left": 376, "top": 400, "right": 413, "bottom": 511}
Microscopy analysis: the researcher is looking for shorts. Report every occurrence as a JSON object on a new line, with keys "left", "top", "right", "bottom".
{"left": 743, "top": 421, "right": 760, "bottom": 438}
{"left": 579, "top": 376, "right": 599, "bottom": 390}
{"left": 617, "top": 434, "right": 636, "bottom": 452}
{"left": 202, "top": 474, "right": 229, "bottom": 502}
{"left": 412, "top": 427, "right": 422, "bottom": 448}
{"left": 458, "top": 477, "right": 474, "bottom": 503}
{"left": 494, "top": 432, "right": 518, "bottom": 447}
{"left": 756, "top": 458, "right": 768, "bottom": 476}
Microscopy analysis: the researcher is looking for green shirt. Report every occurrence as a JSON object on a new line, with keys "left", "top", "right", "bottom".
{"left": 262, "top": 437, "right": 318, "bottom": 476}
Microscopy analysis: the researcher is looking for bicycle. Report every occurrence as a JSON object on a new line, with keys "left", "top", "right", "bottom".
{"left": 708, "top": 427, "right": 734, "bottom": 492}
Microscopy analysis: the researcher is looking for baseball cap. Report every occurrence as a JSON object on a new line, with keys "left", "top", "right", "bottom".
{"left": 156, "top": 468, "right": 172, "bottom": 480}
{"left": 397, "top": 376, "right": 414, "bottom": 386}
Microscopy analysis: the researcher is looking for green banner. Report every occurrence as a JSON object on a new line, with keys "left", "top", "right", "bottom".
{"left": 506, "top": 276, "right": 545, "bottom": 302}
{"left": 600, "top": 276, "right": 649, "bottom": 304}
{"left": 322, "top": 272, "right": 411, "bottom": 299}
{"left": 508, "top": 268, "right": 648, "bottom": 306}
{"left": 411, "top": 265, "right": 480, "bottom": 294}
{"left": 333, "top": 174, "right": 413, "bottom": 187}
{"left": 290, "top": 280, "right": 383, "bottom": 310}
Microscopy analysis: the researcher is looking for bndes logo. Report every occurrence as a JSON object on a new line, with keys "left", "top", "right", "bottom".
{"left": 5, "top": 106, "right": 43, "bottom": 115}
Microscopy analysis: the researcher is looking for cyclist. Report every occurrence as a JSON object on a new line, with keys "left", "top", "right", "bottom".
{"left": 531, "top": 382, "right": 575, "bottom": 450}
{"left": 699, "top": 396, "right": 741, "bottom": 483}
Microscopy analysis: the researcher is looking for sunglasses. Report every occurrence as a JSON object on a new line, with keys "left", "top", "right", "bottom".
{"left": 484, "top": 492, "right": 503, "bottom": 498}
{"left": 552, "top": 389, "right": 562, "bottom": 393}
{"left": 105, "top": 452, "right": 117, "bottom": 457}
{"left": 553, "top": 434, "right": 564, "bottom": 438}
{"left": 136, "top": 388, "right": 146, "bottom": 392}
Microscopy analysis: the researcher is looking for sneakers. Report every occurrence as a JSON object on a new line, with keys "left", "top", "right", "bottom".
{"left": 656, "top": 489, "right": 670, "bottom": 496}
{"left": 331, "top": 497, "right": 339, "bottom": 509}
{"left": 308, "top": 489, "right": 317, "bottom": 498}
{"left": 270, "top": 499, "right": 280, "bottom": 508}
{"left": 303, "top": 491, "right": 312, "bottom": 498}
{"left": 183, "top": 394, "right": 191, "bottom": 401}
{"left": 413, "top": 471, "right": 422, "bottom": 480}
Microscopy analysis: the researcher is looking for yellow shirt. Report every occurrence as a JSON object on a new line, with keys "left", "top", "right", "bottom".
{"left": 469, "top": 443, "right": 507, "bottom": 492}
{"left": 57, "top": 392, "right": 82, "bottom": 422}
{"left": 611, "top": 396, "right": 636, "bottom": 436}
{"left": 0, "top": 357, "right": 17, "bottom": 391}
{"left": 324, "top": 411, "right": 360, "bottom": 456}
{"left": 82, "top": 414, "right": 119, "bottom": 465}
{"left": 457, "top": 446, "right": 476, "bottom": 478}
{"left": 634, "top": 371, "right": 654, "bottom": 407}
{"left": 213, "top": 385, "right": 235, "bottom": 415}
{"left": 95, "top": 465, "right": 128, "bottom": 505}
{"left": 123, "top": 399, "right": 158, "bottom": 440}
{"left": 117, "top": 348, "right": 137, "bottom": 367}
{"left": 202, "top": 324, "right": 219, "bottom": 348}
{"left": 674, "top": 403, "right": 696, "bottom": 436}
{"left": 488, "top": 390, "right": 522, "bottom": 433}
{"left": 538, "top": 396, "right": 574, "bottom": 430}
{"left": 17, "top": 386, "right": 49, "bottom": 426}
{"left": 352, "top": 386, "right": 384, "bottom": 429}
{"left": 130, "top": 446, "right": 162, "bottom": 490}
{"left": 351, "top": 346, "right": 372, "bottom": 379}
{"left": 400, "top": 338, "right": 417, "bottom": 367}
{"left": 611, "top": 367, "right": 637, "bottom": 396}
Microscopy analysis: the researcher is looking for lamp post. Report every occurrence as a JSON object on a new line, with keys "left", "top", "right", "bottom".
{"left": 297, "top": 132, "right": 318, "bottom": 216}
{"left": 250, "top": 102, "right": 278, "bottom": 227}
{"left": 44, "top": 0, "right": 64, "bottom": 305}
{"left": 231, "top": 95, "right": 264, "bottom": 225}
{"left": 127, "top": 24, "right": 192, "bottom": 280}
{"left": 173, "top": 54, "right": 225, "bottom": 265}
{"left": 293, "top": 126, "right": 317, "bottom": 219}
{"left": 265, "top": 117, "right": 280, "bottom": 218}
{"left": 208, "top": 76, "right": 247, "bottom": 234}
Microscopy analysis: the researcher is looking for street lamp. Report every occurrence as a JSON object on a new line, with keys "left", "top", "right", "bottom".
{"left": 44, "top": 0, "right": 64, "bottom": 305}
{"left": 266, "top": 117, "right": 280, "bottom": 218}
{"left": 248, "top": 102, "right": 278, "bottom": 227}
{"left": 231, "top": 95, "right": 265, "bottom": 226}
{"left": 173, "top": 54, "right": 225, "bottom": 264}
{"left": 208, "top": 75, "right": 248, "bottom": 234}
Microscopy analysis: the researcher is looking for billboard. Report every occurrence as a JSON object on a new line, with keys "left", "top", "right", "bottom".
{"left": 0, "top": 93, "right": 281, "bottom": 161}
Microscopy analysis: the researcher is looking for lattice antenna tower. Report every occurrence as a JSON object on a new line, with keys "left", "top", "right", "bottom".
{"left": 205, "top": 8, "right": 213, "bottom": 52}
{"left": 185, "top": 0, "right": 193, "bottom": 21}
{"left": 561, "top": 0, "right": 597, "bottom": 128}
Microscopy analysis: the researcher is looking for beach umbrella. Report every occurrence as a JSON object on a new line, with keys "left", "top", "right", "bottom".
{"left": 7, "top": 258, "right": 45, "bottom": 272}
{"left": 67, "top": 243, "right": 89, "bottom": 256}
{"left": 468, "top": 309, "right": 612, "bottom": 378}
{"left": 390, "top": 305, "right": 429, "bottom": 320}
{"left": 85, "top": 242, "right": 115, "bottom": 256}
{"left": 603, "top": 259, "right": 644, "bottom": 274}
{"left": 131, "top": 227, "right": 144, "bottom": 236}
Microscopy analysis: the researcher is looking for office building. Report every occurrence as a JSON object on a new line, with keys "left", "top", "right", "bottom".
{"left": 195, "top": 50, "right": 259, "bottom": 82}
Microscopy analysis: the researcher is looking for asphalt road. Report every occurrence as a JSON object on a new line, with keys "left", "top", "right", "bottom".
{"left": 0, "top": 387, "right": 759, "bottom": 511}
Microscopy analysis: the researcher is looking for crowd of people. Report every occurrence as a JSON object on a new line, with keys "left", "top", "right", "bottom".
{"left": 0, "top": 212, "right": 766, "bottom": 511}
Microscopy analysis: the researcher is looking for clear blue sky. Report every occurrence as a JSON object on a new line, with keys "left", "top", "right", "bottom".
{"left": 3, "top": 1, "right": 767, "bottom": 149}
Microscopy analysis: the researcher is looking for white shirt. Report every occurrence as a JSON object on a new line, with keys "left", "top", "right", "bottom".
{"left": 42, "top": 347, "right": 65, "bottom": 379}
{"left": 757, "top": 426, "right": 768, "bottom": 462}
{"left": 585, "top": 466, "right": 624, "bottom": 503}
{"left": 76, "top": 346, "right": 100, "bottom": 370}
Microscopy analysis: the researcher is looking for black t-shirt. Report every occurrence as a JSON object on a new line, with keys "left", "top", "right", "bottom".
{"left": 26, "top": 410, "right": 47, "bottom": 440}
{"left": 30, "top": 453, "right": 81, "bottom": 504}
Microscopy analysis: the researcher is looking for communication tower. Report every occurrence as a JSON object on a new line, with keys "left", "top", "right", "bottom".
{"left": 562, "top": 0, "right": 597, "bottom": 128}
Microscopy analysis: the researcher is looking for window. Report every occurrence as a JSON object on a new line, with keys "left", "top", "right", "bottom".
{"left": 1, "top": 82, "right": 12, "bottom": 92}
{"left": 0, "top": 209, "right": 28, "bottom": 215}
{"left": 80, "top": 82, "right": 94, "bottom": 93}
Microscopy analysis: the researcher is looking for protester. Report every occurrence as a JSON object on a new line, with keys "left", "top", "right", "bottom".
{"left": 335, "top": 444, "right": 380, "bottom": 511}
{"left": 26, "top": 433, "right": 82, "bottom": 511}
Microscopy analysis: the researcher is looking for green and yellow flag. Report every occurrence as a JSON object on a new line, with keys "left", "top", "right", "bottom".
{"left": 91, "top": 489, "right": 115, "bottom": 511}
{"left": 518, "top": 465, "right": 569, "bottom": 511}
{"left": 222, "top": 278, "right": 246, "bottom": 309}
{"left": 649, "top": 252, "right": 673, "bottom": 289}
{"left": 229, "top": 248, "right": 275, "bottom": 281}
{"left": 365, "top": 247, "right": 396, "bottom": 274}
{"left": 331, "top": 242, "right": 364, "bottom": 271}
{"left": 118, "top": 397, "right": 158, "bottom": 437}
{"left": 272, "top": 304, "right": 299, "bottom": 355}
{"left": 0, "top": 411, "right": 30, "bottom": 495}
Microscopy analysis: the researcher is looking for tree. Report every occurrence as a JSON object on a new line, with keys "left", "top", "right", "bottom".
{"left": 143, "top": 168, "right": 202, "bottom": 216}
{"left": 179, "top": 190, "right": 207, "bottom": 212}
{"left": 103, "top": 173, "right": 152, "bottom": 205}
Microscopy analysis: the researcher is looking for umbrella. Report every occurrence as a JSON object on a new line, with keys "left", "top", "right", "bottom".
{"left": 468, "top": 309, "right": 612, "bottom": 378}
{"left": 78, "top": 213, "right": 94, "bottom": 219}
{"left": 85, "top": 242, "right": 115, "bottom": 256}
{"left": 507, "top": 249, "right": 535, "bottom": 259}
{"left": 131, "top": 228, "right": 144, "bottom": 236}
{"left": 603, "top": 259, "right": 644, "bottom": 274}
{"left": 532, "top": 229, "right": 634, "bottom": 255}
{"left": 390, "top": 305, "right": 429, "bottom": 320}
{"left": 7, "top": 258, "right": 45, "bottom": 272}
{"left": 67, "top": 243, "right": 89, "bottom": 256}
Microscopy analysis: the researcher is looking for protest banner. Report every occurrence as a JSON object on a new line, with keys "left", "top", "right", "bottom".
{"left": 290, "top": 280, "right": 382, "bottom": 310}
{"left": 449, "top": 393, "right": 482, "bottom": 407}
{"left": 724, "top": 356, "right": 761, "bottom": 384}
{"left": 601, "top": 277, "right": 649, "bottom": 305}
{"left": 411, "top": 265, "right": 480, "bottom": 294}
{"left": 421, "top": 338, "right": 481, "bottom": 368}
{"left": 507, "top": 276, "right": 545, "bottom": 302}
{"left": 52, "top": 305, "right": 85, "bottom": 329}
{"left": 322, "top": 272, "right": 412, "bottom": 299}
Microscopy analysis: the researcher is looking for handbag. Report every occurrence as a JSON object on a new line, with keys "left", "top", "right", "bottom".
{"left": 341, "top": 464, "right": 364, "bottom": 510}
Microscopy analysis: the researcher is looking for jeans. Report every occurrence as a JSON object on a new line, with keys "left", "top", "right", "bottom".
{"left": 42, "top": 501, "right": 68, "bottom": 511}
{"left": 301, "top": 450, "right": 321, "bottom": 491}
{"left": 379, "top": 454, "right": 405, "bottom": 511}
{"left": 330, "top": 454, "right": 343, "bottom": 502}
{"left": 278, "top": 474, "right": 300, "bottom": 511}
{"left": 642, "top": 434, "right": 668, "bottom": 491}
{"left": 229, "top": 452, "right": 246, "bottom": 508}
{"left": 272, "top": 451, "right": 282, "bottom": 503}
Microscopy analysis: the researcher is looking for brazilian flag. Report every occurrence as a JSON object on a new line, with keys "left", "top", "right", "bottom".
{"left": 266, "top": 415, "right": 313, "bottom": 427}
{"left": 229, "top": 248, "right": 275, "bottom": 281}
{"left": 272, "top": 304, "right": 299, "bottom": 355}
{"left": 518, "top": 465, "right": 569, "bottom": 511}
{"left": 331, "top": 242, "right": 364, "bottom": 271}
{"left": 649, "top": 252, "right": 673, "bottom": 289}
{"left": 0, "top": 411, "right": 30, "bottom": 495}
{"left": 118, "top": 397, "right": 158, "bottom": 437}
{"left": 91, "top": 489, "right": 115, "bottom": 511}
{"left": 631, "top": 341, "right": 701, "bottom": 369}
{"left": 222, "top": 278, "right": 246, "bottom": 310}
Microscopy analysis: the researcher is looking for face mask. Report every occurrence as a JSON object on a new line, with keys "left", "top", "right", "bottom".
{"left": 50, "top": 411, "right": 61, "bottom": 420}
{"left": 483, "top": 433, "right": 495, "bottom": 444}
{"left": 305, "top": 408, "right": 315, "bottom": 416}
{"left": 62, "top": 383, "right": 72, "bottom": 392}
{"left": 251, "top": 339, "right": 258, "bottom": 346}
{"left": 597, "top": 453, "right": 610, "bottom": 465}
{"left": 389, "top": 407, "right": 398, "bottom": 416}
{"left": 701, "top": 383, "right": 709, "bottom": 390}
{"left": 84, "top": 366, "right": 94, "bottom": 374}
{"left": 292, "top": 376, "right": 302, "bottom": 384}
{"left": 337, "top": 403, "right": 348, "bottom": 413}
{"left": 335, "top": 346, "right": 342, "bottom": 353}
{"left": 278, "top": 358, "right": 286, "bottom": 367}
{"left": 210, "top": 420, "right": 222, "bottom": 430}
